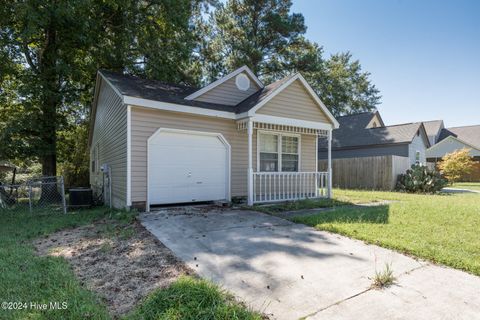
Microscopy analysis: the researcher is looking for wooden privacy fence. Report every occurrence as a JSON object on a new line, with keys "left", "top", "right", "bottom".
{"left": 318, "top": 155, "right": 410, "bottom": 190}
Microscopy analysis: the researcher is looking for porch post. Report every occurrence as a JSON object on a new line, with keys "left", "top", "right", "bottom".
{"left": 315, "top": 134, "right": 319, "bottom": 198}
{"left": 327, "top": 129, "right": 333, "bottom": 198}
{"left": 247, "top": 119, "right": 254, "bottom": 205}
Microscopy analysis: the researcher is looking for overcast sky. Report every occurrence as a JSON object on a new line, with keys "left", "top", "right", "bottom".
{"left": 292, "top": 0, "right": 480, "bottom": 128}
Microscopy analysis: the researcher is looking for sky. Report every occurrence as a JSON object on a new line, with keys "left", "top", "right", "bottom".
{"left": 291, "top": 0, "right": 480, "bottom": 128}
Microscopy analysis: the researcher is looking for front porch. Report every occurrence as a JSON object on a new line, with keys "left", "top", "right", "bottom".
{"left": 238, "top": 118, "right": 333, "bottom": 205}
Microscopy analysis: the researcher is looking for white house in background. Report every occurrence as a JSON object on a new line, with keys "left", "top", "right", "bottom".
{"left": 426, "top": 125, "right": 480, "bottom": 161}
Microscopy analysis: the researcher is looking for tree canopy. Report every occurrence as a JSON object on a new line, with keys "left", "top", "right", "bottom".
{"left": 0, "top": 0, "right": 381, "bottom": 182}
{"left": 201, "top": 0, "right": 381, "bottom": 116}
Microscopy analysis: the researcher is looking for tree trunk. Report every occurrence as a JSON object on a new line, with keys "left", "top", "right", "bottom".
{"left": 38, "top": 17, "right": 62, "bottom": 204}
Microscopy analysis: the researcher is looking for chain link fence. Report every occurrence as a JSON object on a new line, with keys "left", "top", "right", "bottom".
{"left": 0, "top": 176, "right": 67, "bottom": 214}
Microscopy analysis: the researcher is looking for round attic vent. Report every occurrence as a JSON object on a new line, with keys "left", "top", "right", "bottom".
{"left": 235, "top": 73, "right": 251, "bottom": 91}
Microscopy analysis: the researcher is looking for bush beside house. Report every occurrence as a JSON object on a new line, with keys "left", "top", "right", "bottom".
{"left": 396, "top": 164, "right": 448, "bottom": 193}
{"left": 438, "top": 148, "right": 476, "bottom": 183}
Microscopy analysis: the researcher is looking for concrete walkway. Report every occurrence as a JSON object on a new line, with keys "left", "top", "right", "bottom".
{"left": 442, "top": 187, "right": 480, "bottom": 194}
{"left": 140, "top": 207, "right": 480, "bottom": 320}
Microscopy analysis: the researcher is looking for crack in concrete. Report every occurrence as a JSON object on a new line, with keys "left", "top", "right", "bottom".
{"left": 300, "top": 263, "right": 429, "bottom": 319}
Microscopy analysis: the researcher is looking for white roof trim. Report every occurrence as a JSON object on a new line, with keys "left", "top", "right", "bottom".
{"left": 184, "top": 66, "right": 264, "bottom": 100}
{"left": 89, "top": 72, "right": 126, "bottom": 146}
{"left": 125, "top": 96, "right": 237, "bottom": 119}
{"left": 427, "top": 135, "right": 480, "bottom": 153}
{"left": 125, "top": 96, "right": 335, "bottom": 130}
{"left": 246, "top": 73, "right": 340, "bottom": 128}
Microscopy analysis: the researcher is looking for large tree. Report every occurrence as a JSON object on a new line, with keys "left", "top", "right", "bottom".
{"left": 201, "top": 0, "right": 380, "bottom": 115}
{"left": 0, "top": 0, "right": 200, "bottom": 183}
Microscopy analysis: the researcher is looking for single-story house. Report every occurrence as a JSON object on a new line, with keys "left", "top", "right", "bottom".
{"left": 426, "top": 124, "right": 480, "bottom": 181}
{"left": 426, "top": 125, "right": 480, "bottom": 161}
{"left": 318, "top": 111, "right": 430, "bottom": 165}
{"left": 89, "top": 66, "right": 339, "bottom": 210}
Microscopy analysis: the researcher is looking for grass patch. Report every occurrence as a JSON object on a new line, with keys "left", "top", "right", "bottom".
{"left": 293, "top": 190, "right": 480, "bottom": 276}
{"left": 452, "top": 182, "right": 480, "bottom": 191}
{"left": 1, "top": 207, "right": 260, "bottom": 319}
{"left": 126, "top": 276, "right": 262, "bottom": 320}
{"left": 0, "top": 207, "right": 114, "bottom": 320}
{"left": 249, "top": 197, "right": 351, "bottom": 215}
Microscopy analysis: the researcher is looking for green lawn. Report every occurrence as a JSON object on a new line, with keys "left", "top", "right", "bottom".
{"left": 292, "top": 189, "right": 480, "bottom": 276}
{"left": 452, "top": 182, "right": 480, "bottom": 191}
{"left": 0, "top": 208, "right": 261, "bottom": 320}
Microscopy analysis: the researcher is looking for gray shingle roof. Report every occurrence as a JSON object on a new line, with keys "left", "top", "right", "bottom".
{"left": 422, "top": 120, "right": 444, "bottom": 138}
{"left": 336, "top": 112, "right": 377, "bottom": 131}
{"left": 99, "top": 70, "right": 294, "bottom": 114}
{"left": 320, "top": 112, "right": 426, "bottom": 149}
{"left": 99, "top": 70, "right": 238, "bottom": 113}
{"left": 438, "top": 125, "right": 480, "bottom": 149}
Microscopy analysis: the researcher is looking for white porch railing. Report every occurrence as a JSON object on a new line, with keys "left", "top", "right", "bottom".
{"left": 252, "top": 172, "right": 329, "bottom": 204}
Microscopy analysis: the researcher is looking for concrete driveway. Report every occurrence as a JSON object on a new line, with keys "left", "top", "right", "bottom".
{"left": 140, "top": 207, "right": 480, "bottom": 320}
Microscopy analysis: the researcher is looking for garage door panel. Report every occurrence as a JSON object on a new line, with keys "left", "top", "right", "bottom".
{"left": 148, "top": 130, "right": 229, "bottom": 205}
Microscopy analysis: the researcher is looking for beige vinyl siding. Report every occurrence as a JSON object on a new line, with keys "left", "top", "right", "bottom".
{"left": 194, "top": 72, "right": 260, "bottom": 106}
{"left": 130, "top": 107, "right": 250, "bottom": 201}
{"left": 366, "top": 114, "right": 382, "bottom": 128}
{"left": 90, "top": 80, "right": 127, "bottom": 208}
{"left": 301, "top": 135, "right": 317, "bottom": 171}
{"left": 257, "top": 79, "right": 331, "bottom": 123}
{"left": 130, "top": 107, "right": 318, "bottom": 202}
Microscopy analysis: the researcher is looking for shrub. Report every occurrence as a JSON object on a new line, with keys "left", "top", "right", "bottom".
{"left": 396, "top": 164, "right": 448, "bottom": 193}
{"left": 438, "top": 148, "right": 475, "bottom": 183}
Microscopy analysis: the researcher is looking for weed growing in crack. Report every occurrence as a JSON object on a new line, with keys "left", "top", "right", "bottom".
{"left": 372, "top": 263, "right": 396, "bottom": 289}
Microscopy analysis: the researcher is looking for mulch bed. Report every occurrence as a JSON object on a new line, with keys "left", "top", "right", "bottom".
{"left": 34, "top": 219, "right": 191, "bottom": 317}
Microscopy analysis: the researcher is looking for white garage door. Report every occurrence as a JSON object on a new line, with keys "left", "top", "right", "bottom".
{"left": 148, "top": 129, "right": 230, "bottom": 205}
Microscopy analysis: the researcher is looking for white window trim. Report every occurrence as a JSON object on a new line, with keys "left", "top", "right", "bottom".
{"left": 256, "top": 130, "right": 301, "bottom": 172}
{"left": 415, "top": 150, "right": 421, "bottom": 164}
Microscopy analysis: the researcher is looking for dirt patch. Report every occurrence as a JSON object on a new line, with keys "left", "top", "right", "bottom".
{"left": 34, "top": 219, "right": 191, "bottom": 317}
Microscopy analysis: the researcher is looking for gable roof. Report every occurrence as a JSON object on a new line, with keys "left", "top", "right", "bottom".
{"left": 97, "top": 69, "right": 338, "bottom": 128}
{"left": 321, "top": 112, "right": 429, "bottom": 149}
{"left": 239, "top": 73, "right": 339, "bottom": 127}
{"left": 336, "top": 112, "right": 378, "bottom": 131}
{"left": 99, "top": 70, "right": 238, "bottom": 113}
{"left": 438, "top": 125, "right": 480, "bottom": 149}
{"left": 185, "top": 66, "right": 264, "bottom": 101}
{"left": 235, "top": 74, "right": 296, "bottom": 114}
{"left": 422, "top": 120, "right": 444, "bottom": 138}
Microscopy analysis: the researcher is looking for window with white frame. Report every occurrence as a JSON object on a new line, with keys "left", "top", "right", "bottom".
{"left": 258, "top": 132, "right": 299, "bottom": 172}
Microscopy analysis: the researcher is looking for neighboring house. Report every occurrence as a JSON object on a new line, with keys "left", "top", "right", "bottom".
{"left": 89, "top": 66, "right": 339, "bottom": 210}
{"left": 318, "top": 111, "right": 430, "bottom": 165}
{"left": 422, "top": 120, "right": 445, "bottom": 147}
{"left": 426, "top": 125, "right": 480, "bottom": 161}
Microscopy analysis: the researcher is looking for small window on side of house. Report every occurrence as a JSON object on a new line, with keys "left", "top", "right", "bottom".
{"left": 415, "top": 150, "right": 421, "bottom": 164}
